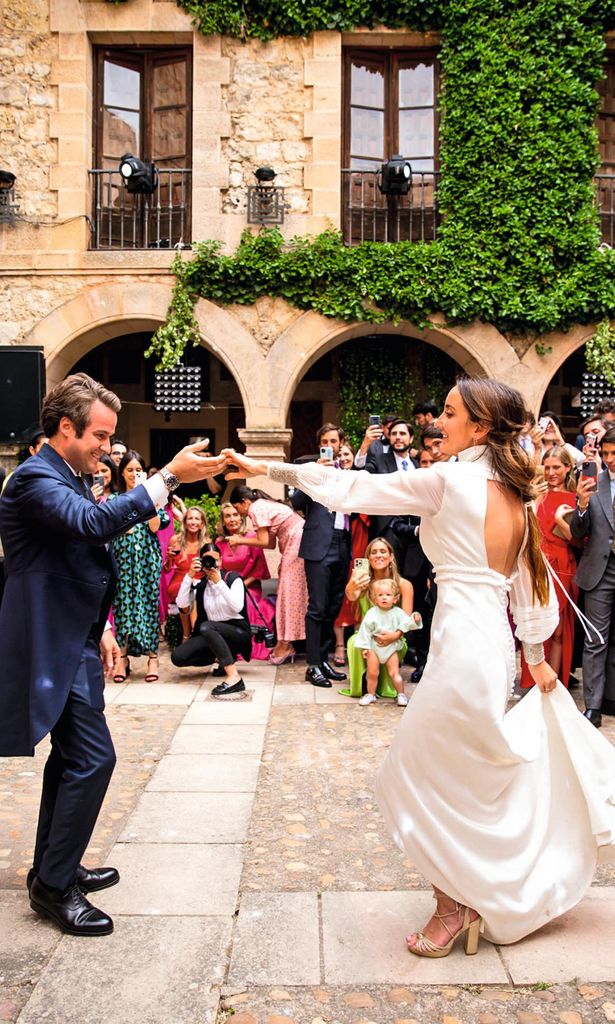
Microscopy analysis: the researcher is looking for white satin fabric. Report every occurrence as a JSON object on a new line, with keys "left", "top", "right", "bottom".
{"left": 270, "top": 446, "right": 615, "bottom": 944}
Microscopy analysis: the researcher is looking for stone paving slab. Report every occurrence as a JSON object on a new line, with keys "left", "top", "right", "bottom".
{"left": 169, "top": 724, "right": 267, "bottom": 755}
{"left": 322, "top": 890, "right": 509, "bottom": 985}
{"left": 0, "top": 891, "right": 59, "bottom": 987}
{"left": 119, "top": 791, "right": 254, "bottom": 843}
{"left": 0, "top": 704, "right": 184, "bottom": 890}
{"left": 183, "top": 695, "right": 272, "bottom": 725}
{"left": 113, "top": 681, "right": 201, "bottom": 705}
{"left": 500, "top": 887, "right": 615, "bottom": 984}
{"left": 17, "top": 916, "right": 230, "bottom": 1024}
{"left": 146, "top": 753, "right": 261, "bottom": 793}
{"left": 102, "top": 843, "right": 243, "bottom": 916}
{"left": 272, "top": 685, "right": 315, "bottom": 705}
{"left": 227, "top": 892, "right": 320, "bottom": 989}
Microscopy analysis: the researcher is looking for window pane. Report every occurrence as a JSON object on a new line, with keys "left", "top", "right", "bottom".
{"left": 104, "top": 61, "right": 140, "bottom": 110}
{"left": 399, "top": 63, "right": 434, "bottom": 107}
{"left": 351, "top": 108, "right": 384, "bottom": 160}
{"left": 152, "top": 108, "right": 186, "bottom": 161}
{"left": 102, "top": 107, "right": 140, "bottom": 158}
{"left": 349, "top": 157, "right": 381, "bottom": 171}
{"left": 409, "top": 157, "right": 435, "bottom": 173}
{"left": 153, "top": 61, "right": 186, "bottom": 108}
{"left": 399, "top": 108, "right": 434, "bottom": 158}
{"left": 351, "top": 61, "right": 384, "bottom": 109}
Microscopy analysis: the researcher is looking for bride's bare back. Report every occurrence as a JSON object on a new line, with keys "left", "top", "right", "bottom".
{"left": 485, "top": 480, "right": 526, "bottom": 578}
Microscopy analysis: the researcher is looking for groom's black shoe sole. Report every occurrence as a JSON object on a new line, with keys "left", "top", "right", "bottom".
{"left": 583, "top": 708, "right": 602, "bottom": 728}
{"left": 27, "top": 865, "right": 120, "bottom": 896}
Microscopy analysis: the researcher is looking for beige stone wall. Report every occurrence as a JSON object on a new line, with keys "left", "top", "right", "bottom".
{"left": 0, "top": 0, "right": 601, "bottom": 444}
{"left": 0, "top": 0, "right": 58, "bottom": 231}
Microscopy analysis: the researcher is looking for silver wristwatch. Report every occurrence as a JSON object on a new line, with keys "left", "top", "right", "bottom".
{"left": 158, "top": 466, "right": 180, "bottom": 493}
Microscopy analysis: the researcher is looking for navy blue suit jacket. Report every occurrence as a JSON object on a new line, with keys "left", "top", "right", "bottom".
{"left": 290, "top": 488, "right": 338, "bottom": 561}
{"left": 0, "top": 444, "right": 157, "bottom": 756}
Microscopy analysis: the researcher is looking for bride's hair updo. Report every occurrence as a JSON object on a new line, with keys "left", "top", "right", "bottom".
{"left": 456, "top": 376, "right": 550, "bottom": 606}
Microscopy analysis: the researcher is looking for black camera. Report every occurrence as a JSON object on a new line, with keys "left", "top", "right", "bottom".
{"left": 250, "top": 624, "right": 276, "bottom": 648}
{"left": 200, "top": 544, "right": 219, "bottom": 571}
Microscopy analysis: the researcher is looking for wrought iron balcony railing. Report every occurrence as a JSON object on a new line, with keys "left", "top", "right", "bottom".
{"left": 88, "top": 168, "right": 191, "bottom": 250}
{"left": 341, "top": 168, "right": 441, "bottom": 245}
{"left": 596, "top": 173, "right": 615, "bottom": 248}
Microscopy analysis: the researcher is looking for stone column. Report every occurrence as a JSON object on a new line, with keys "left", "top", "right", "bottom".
{"left": 236, "top": 428, "right": 293, "bottom": 498}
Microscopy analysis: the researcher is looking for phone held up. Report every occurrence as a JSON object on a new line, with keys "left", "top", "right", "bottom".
{"left": 580, "top": 460, "right": 598, "bottom": 492}
{"left": 92, "top": 473, "right": 105, "bottom": 489}
{"left": 354, "top": 557, "right": 369, "bottom": 575}
{"left": 319, "top": 446, "right": 334, "bottom": 461}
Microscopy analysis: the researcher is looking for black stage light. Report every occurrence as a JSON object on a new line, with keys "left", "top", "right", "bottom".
{"left": 118, "top": 153, "right": 158, "bottom": 195}
{"left": 154, "top": 366, "right": 201, "bottom": 414}
{"left": 379, "top": 155, "right": 412, "bottom": 196}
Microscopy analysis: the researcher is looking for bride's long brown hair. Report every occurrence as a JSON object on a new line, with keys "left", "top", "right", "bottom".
{"left": 456, "top": 376, "right": 550, "bottom": 606}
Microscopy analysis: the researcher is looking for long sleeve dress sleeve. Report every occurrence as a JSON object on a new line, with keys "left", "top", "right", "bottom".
{"left": 268, "top": 462, "right": 445, "bottom": 518}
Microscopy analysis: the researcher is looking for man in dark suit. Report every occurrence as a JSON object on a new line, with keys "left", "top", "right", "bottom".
{"left": 291, "top": 423, "right": 351, "bottom": 688}
{"left": 364, "top": 419, "right": 417, "bottom": 555}
{"left": 0, "top": 373, "right": 224, "bottom": 935}
{"left": 569, "top": 425, "right": 615, "bottom": 728}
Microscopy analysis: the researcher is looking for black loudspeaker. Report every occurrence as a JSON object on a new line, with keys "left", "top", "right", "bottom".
{"left": 0, "top": 346, "right": 46, "bottom": 444}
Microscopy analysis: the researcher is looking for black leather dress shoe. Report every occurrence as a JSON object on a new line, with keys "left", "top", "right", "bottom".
{"left": 211, "top": 678, "right": 246, "bottom": 696}
{"left": 306, "top": 665, "right": 331, "bottom": 687}
{"left": 583, "top": 708, "right": 602, "bottom": 728}
{"left": 411, "top": 663, "right": 425, "bottom": 683}
{"left": 601, "top": 699, "right": 615, "bottom": 716}
{"left": 211, "top": 664, "right": 226, "bottom": 677}
{"left": 321, "top": 661, "right": 347, "bottom": 681}
{"left": 27, "top": 864, "right": 120, "bottom": 895}
{"left": 30, "top": 878, "right": 113, "bottom": 936}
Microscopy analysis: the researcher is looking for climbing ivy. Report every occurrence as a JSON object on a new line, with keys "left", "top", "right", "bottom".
{"left": 586, "top": 318, "right": 615, "bottom": 388}
{"left": 337, "top": 340, "right": 420, "bottom": 450}
{"left": 148, "top": 0, "right": 615, "bottom": 371}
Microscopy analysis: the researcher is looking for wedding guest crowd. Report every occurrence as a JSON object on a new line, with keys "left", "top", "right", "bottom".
{"left": 2, "top": 390, "right": 614, "bottom": 726}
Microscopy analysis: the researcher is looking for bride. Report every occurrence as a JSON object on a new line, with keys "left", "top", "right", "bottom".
{"left": 223, "top": 377, "right": 615, "bottom": 957}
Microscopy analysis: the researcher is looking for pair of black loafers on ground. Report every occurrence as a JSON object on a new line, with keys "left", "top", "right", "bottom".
{"left": 27, "top": 864, "right": 119, "bottom": 936}
{"left": 305, "top": 661, "right": 347, "bottom": 687}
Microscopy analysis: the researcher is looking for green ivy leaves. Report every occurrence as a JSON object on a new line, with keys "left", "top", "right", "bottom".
{"left": 147, "top": 0, "right": 615, "bottom": 379}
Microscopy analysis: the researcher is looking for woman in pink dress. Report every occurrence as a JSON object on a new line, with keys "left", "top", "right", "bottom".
{"left": 229, "top": 485, "right": 307, "bottom": 664}
{"left": 217, "top": 502, "right": 276, "bottom": 660}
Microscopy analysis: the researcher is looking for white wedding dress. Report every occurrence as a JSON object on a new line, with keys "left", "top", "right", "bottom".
{"left": 270, "top": 447, "right": 615, "bottom": 944}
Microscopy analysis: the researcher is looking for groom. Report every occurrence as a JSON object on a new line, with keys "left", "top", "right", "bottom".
{"left": 0, "top": 372, "right": 225, "bottom": 936}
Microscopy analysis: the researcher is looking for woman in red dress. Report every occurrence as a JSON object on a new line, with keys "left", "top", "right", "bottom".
{"left": 217, "top": 502, "right": 276, "bottom": 660}
{"left": 163, "top": 506, "right": 208, "bottom": 642}
{"left": 521, "top": 445, "right": 579, "bottom": 689}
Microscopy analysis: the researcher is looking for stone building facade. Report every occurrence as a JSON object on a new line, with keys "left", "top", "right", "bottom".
{"left": 0, "top": 0, "right": 612, "bottom": 471}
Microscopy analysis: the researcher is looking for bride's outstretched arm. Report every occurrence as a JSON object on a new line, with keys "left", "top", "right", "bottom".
{"left": 222, "top": 449, "right": 445, "bottom": 518}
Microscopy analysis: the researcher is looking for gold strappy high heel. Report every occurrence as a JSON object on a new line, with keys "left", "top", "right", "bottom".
{"left": 406, "top": 897, "right": 482, "bottom": 958}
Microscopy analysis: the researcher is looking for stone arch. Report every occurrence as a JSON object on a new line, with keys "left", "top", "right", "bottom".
{"left": 24, "top": 281, "right": 261, "bottom": 420}
{"left": 517, "top": 323, "right": 604, "bottom": 414}
{"left": 265, "top": 311, "right": 518, "bottom": 423}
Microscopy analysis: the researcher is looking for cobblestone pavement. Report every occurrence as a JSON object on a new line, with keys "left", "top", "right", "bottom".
{"left": 219, "top": 982, "right": 615, "bottom": 1024}
{"left": 0, "top": 700, "right": 185, "bottom": 890}
{"left": 1, "top": 646, "right": 614, "bottom": 1024}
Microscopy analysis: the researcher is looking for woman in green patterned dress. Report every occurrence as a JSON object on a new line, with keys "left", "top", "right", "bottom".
{"left": 110, "top": 450, "right": 169, "bottom": 682}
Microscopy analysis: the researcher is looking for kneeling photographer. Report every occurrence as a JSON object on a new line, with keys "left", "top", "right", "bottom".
{"left": 171, "top": 542, "right": 251, "bottom": 695}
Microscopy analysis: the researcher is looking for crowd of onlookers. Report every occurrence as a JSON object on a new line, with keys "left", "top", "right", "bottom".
{"left": 1, "top": 395, "right": 615, "bottom": 719}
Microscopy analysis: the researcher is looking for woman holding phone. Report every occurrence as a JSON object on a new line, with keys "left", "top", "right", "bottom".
{"left": 341, "top": 537, "right": 414, "bottom": 700}
{"left": 110, "top": 450, "right": 168, "bottom": 682}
